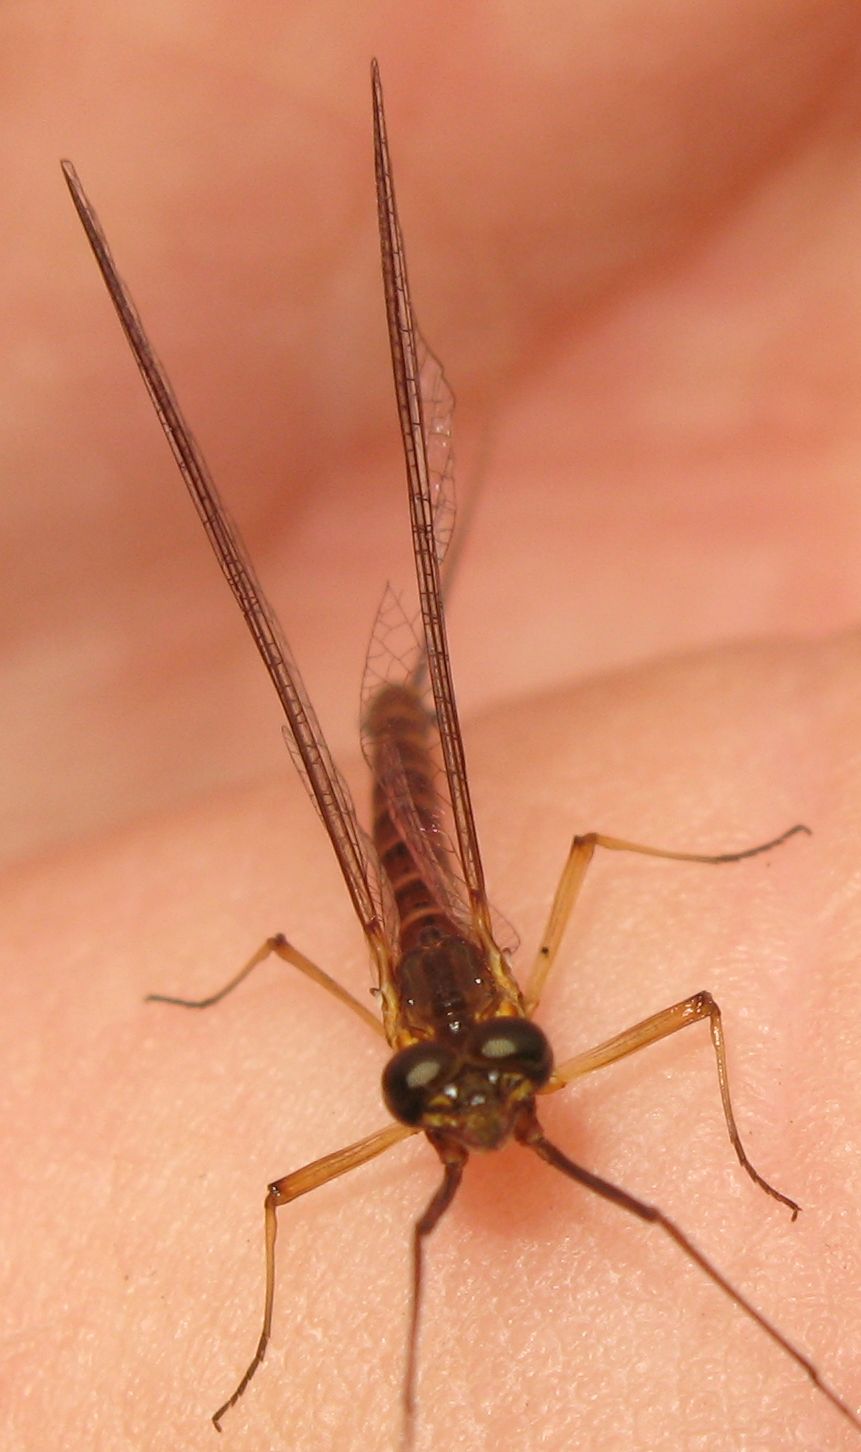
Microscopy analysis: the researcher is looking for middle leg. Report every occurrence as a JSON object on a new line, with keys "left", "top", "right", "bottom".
{"left": 524, "top": 824, "right": 808, "bottom": 1014}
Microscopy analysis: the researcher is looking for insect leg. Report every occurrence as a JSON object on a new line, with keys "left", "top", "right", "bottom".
{"left": 402, "top": 1148, "right": 466, "bottom": 1451}
{"left": 212, "top": 1121, "right": 416, "bottom": 1430}
{"left": 524, "top": 823, "right": 809, "bottom": 1014}
{"left": 546, "top": 990, "right": 799, "bottom": 1216}
{"left": 146, "top": 934, "right": 384, "bottom": 1035}
{"left": 516, "top": 1118, "right": 861, "bottom": 1437}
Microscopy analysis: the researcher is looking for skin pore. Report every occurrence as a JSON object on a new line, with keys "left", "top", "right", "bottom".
{"left": 4, "top": 5, "right": 861, "bottom": 1450}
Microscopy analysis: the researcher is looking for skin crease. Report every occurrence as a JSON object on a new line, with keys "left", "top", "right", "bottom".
{"left": 3, "top": 4, "right": 861, "bottom": 1451}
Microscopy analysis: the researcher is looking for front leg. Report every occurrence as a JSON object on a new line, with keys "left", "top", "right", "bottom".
{"left": 212, "top": 1121, "right": 416, "bottom": 1430}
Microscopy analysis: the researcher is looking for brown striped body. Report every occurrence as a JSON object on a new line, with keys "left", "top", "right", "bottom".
{"left": 365, "top": 681, "right": 507, "bottom": 1042}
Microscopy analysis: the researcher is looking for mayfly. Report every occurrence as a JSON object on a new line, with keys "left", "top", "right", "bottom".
{"left": 63, "top": 60, "right": 860, "bottom": 1448}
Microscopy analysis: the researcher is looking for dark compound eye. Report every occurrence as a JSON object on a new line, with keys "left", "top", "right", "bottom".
{"left": 382, "top": 1042, "right": 458, "bottom": 1126}
{"left": 468, "top": 1017, "right": 553, "bottom": 1087}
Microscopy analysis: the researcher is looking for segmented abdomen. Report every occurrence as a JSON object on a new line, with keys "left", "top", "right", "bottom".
{"left": 365, "top": 681, "right": 460, "bottom": 955}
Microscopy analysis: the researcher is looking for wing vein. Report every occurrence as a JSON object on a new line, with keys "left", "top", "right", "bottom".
{"left": 370, "top": 63, "right": 489, "bottom": 929}
{"left": 62, "top": 160, "right": 383, "bottom": 951}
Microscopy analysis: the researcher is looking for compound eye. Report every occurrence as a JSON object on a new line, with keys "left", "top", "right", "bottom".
{"left": 382, "top": 1042, "right": 458, "bottom": 1126}
{"left": 469, "top": 1018, "right": 553, "bottom": 1087}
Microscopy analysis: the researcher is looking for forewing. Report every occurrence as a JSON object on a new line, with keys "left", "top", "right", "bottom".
{"left": 370, "top": 63, "right": 491, "bottom": 938}
{"left": 63, "top": 161, "right": 391, "bottom": 975}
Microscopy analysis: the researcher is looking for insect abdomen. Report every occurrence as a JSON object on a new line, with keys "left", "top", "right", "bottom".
{"left": 366, "top": 681, "right": 460, "bottom": 954}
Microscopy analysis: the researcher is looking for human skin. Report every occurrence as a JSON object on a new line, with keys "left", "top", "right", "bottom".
{"left": 4, "top": 5, "right": 861, "bottom": 1452}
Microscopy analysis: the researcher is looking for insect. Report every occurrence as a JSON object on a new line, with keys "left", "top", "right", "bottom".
{"left": 63, "top": 59, "right": 860, "bottom": 1449}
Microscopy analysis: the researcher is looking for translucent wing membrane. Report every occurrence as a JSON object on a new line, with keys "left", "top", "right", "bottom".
{"left": 361, "top": 584, "right": 426, "bottom": 709}
{"left": 62, "top": 162, "right": 389, "bottom": 973}
{"left": 359, "top": 587, "right": 474, "bottom": 933}
{"left": 371, "top": 63, "right": 491, "bottom": 936}
{"left": 416, "top": 334, "right": 456, "bottom": 567}
{"left": 359, "top": 587, "right": 520, "bottom": 952}
{"left": 373, "top": 730, "right": 473, "bottom": 930}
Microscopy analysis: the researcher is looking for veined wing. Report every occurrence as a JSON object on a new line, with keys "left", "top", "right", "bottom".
{"left": 370, "top": 62, "right": 491, "bottom": 938}
{"left": 416, "top": 333, "right": 455, "bottom": 567}
{"left": 62, "top": 161, "right": 389, "bottom": 973}
{"left": 360, "top": 596, "right": 520, "bottom": 958}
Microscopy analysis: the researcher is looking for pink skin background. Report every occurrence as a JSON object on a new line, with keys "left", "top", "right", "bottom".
{"left": 3, "top": 4, "right": 861, "bottom": 1450}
